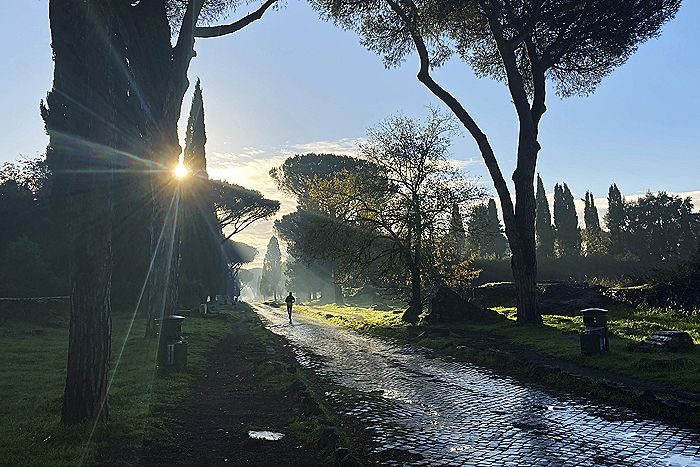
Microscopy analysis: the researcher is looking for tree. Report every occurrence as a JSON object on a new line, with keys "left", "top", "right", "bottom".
{"left": 553, "top": 183, "right": 581, "bottom": 257}
{"left": 222, "top": 240, "right": 258, "bottom": 301}
{"left": 180, "top": 79, "right": 227, "bottom": 304}
{"left": 312, "top": 0, "right": 681, "bottom": 324}
{"left": 285, "top": 258, "right": 326, "bottom": 301}
{"left": 0, "top": 237, "right": 56, "bottom": 298}
{"left": 582, "top": 191, "right": 605, "bottom": 255}
{"left": 42, "top": 0, "right": 280, "bottom": 424}
{"left": 605, "top": 184, "right": 627, "bottom": 256}
{"left": 260, "top": 237, "right": 283, "bottom": 300}
{"left": 212, "top": 180, "right": 280, "bottom": 240}
{"left": 535, "top": 174, "right": 554, "bottom": 258}
{"left": 448, "top": 203, "right": 467, "bottom": 259}
{"left": 467, "top": 198, "right": 508, "bottom": 258}
{"left": 43, "top": 0, "right": 121, "bottom": 424}
{"left": 624, "top": 192, "right": 699, "bottom": 264}
{"left": 271, "top": 153, "right": 375, "bottom": 305}
{"left": 305, "top": 113, "right": 484, "bottom": 322}
{"left": 270, "top": 153, "right": 366, "bottom": 210}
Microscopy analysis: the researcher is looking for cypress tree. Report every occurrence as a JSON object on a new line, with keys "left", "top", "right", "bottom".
{"left": 554, "top": 183, "right": 581, "bottom": 257}
{"left": 184, "top": 79, "right": 207, "bottom": 175}
{"left": 583, "top": 192, "right": 601, "bottom": 233}
{"left": 180, "top": 79, "right": 224, "bottom": 305}
{"left": 535, "top": 174, "right": 555, "bottom": 258}
{"left": 582, "top": 191, "right": 604, "bottom": 255}
{"left": 260, "top": 236, "right": 283, "bottom": 300}
{"left": 468, "top": 199, "right": 507, "bottom": 258}
{"left": 485, "top": 199, "right": 508, "bottom": 257}
{"left": 605, "top": 184, "right": 626, "bottom": 256}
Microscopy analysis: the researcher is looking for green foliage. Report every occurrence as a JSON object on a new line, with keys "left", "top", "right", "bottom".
{"left": 0, "top": 158, "right": 65, "bottom": 296}
{"left": 184, "top": 79, "right": 208, "bottom": 174}
{"left": 270, "top": 153, "right": 375, "bottom": 211}
{"left": 213, "top": 179, "right": 280, "bottom": 238}
{"left": 447, "top": 203, "right": 467, "bottom": 259}
{"left": 582, "top": 191, "right": 606, "bottom": 256}
{"left": 472, "top": 255, "right": 645, "bottom": 285}
{"left": 535, "top": 174, "right": 555, "bottom": 259}
{"left": 298, "top": 112, "right": 484, "bottom": 311}
{"left": 605, "top": 184, "right": 627, "bottom": 256}
{"left": 466, "top": 198, "right": 508, "bottom": 259}
{"left": 553, "top": 183, "right": 581, "bottom": 257}
{"left": 0, "top": 237, "right": 58, "bottom": 297}
{"left": 623, "top": 191, "right": 699, "bottom": 264}
{"left": 180, "top": 79, "right": 225, "bottom": 303}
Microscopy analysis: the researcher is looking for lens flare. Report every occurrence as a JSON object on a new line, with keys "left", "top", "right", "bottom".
{"left": 174, "top": 163, "right": 188, "bottom": 178}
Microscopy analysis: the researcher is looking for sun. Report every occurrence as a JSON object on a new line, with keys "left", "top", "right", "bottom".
{"left": 174, "top": 163, "right": 188, "bottom": 179}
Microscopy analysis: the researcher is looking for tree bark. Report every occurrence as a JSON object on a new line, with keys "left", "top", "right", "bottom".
{"left": 46, "top": 0, "right": 119, "bottom": 424}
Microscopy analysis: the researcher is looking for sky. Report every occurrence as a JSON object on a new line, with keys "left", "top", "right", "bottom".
{"left": 1, "top": 1, "right": 699, "bottom": 266}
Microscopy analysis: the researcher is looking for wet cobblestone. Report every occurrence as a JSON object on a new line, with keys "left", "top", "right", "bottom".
{"left": 254, "top": 305, "right": 700, "bottom": 466}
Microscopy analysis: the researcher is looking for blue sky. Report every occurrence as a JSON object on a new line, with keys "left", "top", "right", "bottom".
{"left": 1, "top": 0, "right": 699, "bottom": 262}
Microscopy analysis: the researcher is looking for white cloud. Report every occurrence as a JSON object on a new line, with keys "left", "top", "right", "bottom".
{"left": 281, "top": 138, "right": 364, "bottom": 156}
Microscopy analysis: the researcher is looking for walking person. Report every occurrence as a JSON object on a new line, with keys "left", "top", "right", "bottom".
{"left": 285, "top": 292, "right": 295, "bottom": 324}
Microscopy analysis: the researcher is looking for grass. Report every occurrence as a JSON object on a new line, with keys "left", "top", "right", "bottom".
{"left": 486, "top": 304, "right": 700, "bottom": 391}
{"left": 0, "top": 305, "right": 236, "bottom": 467}
{"left": 293, "top": 303, "right": 406, "bottom": 336}
{"left": 292, "top": 301, "right": 700, "bottom": 394}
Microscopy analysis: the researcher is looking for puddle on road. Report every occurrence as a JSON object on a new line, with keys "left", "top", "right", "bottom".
{"left": 248, "top": 430, "right": 285, "bottom": 441}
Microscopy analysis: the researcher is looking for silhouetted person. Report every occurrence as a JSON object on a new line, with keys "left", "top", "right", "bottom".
{"left": 285, "top": 292, "right": 295, "bottom": 324}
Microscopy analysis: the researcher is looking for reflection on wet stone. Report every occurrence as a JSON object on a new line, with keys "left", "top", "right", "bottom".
{"left": 255, "top": 306, "right": 700, "bottom": 466}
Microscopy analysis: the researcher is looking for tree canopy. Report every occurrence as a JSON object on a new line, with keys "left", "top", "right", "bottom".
{"left": 311, "top": 0, "right": 681, "bottom": 324}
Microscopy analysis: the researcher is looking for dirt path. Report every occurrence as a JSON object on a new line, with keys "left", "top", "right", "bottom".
{"left": 136, "top": 310, "right": 325, "bottom": 467}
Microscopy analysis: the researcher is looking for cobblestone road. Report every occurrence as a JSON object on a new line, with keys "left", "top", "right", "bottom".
{"left": 252, "top": 304, "right": 700, "bottom": 466}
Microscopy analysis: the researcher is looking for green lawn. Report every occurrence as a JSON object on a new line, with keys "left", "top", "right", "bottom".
{"left": 0, "top": 306, "right": 235, "bottom": 467}
{"left": 292, "top": 302, "right": 700, "bottom": 394}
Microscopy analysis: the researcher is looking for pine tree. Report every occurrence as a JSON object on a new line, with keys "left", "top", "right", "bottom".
{"left": 605, "top": 184, "right": 626, "bottom": 256}
{"left": 535, "top": 174, "right": 555, "bottom": 258}
{"left": 553, "top": 183, "right": 581, "bottom": 257}
{"left": 260, "top": 236, "right": 283, "bottom": 300}
{"left": 448, "top": 203, "right": 467, "bottom": 259}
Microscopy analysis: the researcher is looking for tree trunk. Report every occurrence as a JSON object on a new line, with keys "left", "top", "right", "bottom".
{"left": 119, "top": 1, "right": 185, "bottom": 336}
{"left": 46, "top": 0, "right": 119, "bottom": 424}
{"left": 333, "top": 283, "right": 345, "bottom": 305}
{"left": 509, "top": 129, "right": 542, "bottom": 325}
{"left": 62, "top": 215, "right": 113, "bottom": 424}
{"left": 402, "top": 193, "right": 423, "bottom": 323}
{"left": 511, "top": 247, "right": 540, "bottom": 324}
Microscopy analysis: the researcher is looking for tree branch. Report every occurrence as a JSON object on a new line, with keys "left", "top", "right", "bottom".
{"left": 195, "top": 0, "right": 277, "bottom": 38}
{"left": 384, "top": 0, "right": 516, "bottom": 233}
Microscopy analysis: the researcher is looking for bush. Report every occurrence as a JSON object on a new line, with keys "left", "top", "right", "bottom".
{"left": 607, "top": 253, "right": 700, "bottom": 317}
{"left": 471, "top": 255, "right": 645, "bottom": 285}
{"left": 0, "top": 237, "right": 62, "bottom": 297}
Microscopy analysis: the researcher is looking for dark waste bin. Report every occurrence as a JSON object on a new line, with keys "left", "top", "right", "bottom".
{"left": 156, "top": 315, "right": 187, "bottom": 370}
{"left": 580, "top": 308, "right": 609, "bottom": 355}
